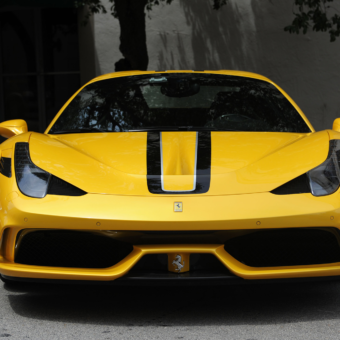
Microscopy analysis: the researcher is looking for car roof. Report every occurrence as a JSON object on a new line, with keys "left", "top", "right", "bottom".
{"left": 87, "top": 70, "right": 272, "bottom": 86}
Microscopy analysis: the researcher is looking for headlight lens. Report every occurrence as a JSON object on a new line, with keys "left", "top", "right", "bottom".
{"left": 308, "top": 140, "right": 340, "bottom": 196}
{"left": 14, "top": 142, "right": 51, "bottom": 198}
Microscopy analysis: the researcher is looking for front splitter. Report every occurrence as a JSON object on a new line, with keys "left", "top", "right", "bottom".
{"left": 2, "top": 244, "right": 340, "bottom": 281}
{"left": 3, "top": 272, "right": 340, "bottom": 286}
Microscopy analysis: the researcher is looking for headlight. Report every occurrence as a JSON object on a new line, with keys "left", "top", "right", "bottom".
{"left": 14, "top": 142, "right": 51, "bottom": 198}
{"left": 14, "top": 142, "right": 87, "bottom": 198}
{"left": 308, "top": 140, "right": 340, "bottom": 196}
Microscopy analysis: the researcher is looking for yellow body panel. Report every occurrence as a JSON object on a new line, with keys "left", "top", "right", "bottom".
{"left": 2, "top": 244, "right": 340, "bottom": 281}
{"left": 2, "top": 191, "right": 340, "bottom": 231}
{"left": 26, "top": 130, "right": 329, "bottom": 196}
{"left": 1, "top": 70, "right": 339, "bottom": 283}
{"left": 162, "top": 132, "right": 196, "bottom": 191}
{"left": 0, "top": 119, "right": 28, "bottom": 139}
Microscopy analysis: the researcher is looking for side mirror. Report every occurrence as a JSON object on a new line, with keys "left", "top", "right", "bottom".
{"left": 0, "top": 119, "right": 28, "bottom": 139}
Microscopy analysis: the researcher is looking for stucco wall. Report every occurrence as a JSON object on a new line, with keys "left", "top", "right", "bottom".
{"left": 93, "top": 0, "right": 340, "bottom": 131}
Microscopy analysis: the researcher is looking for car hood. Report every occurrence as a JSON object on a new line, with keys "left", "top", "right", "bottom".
{"left": 29, "top": 131, "right": 329, "bottom": 196}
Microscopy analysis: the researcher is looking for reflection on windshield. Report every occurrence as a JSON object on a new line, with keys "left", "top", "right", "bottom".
{"left": 49, "top": 73, "right": 311, "bottom": 134}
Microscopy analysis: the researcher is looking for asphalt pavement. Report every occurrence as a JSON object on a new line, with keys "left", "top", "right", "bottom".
{"left": 0, "top": 279, "right": 340, "bottom": 339}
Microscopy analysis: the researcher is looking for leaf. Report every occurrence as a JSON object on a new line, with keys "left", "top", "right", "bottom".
{"left": 286, "top": 0, "right": 340, "bottom": 41}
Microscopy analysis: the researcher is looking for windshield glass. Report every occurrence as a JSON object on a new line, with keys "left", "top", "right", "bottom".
{"left": 48, "top": 73, "right": 311, "bottom": 134}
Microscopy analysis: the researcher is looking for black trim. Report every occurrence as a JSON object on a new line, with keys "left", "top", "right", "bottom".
{"left": 47, "top": 175, "right": 86, "bottom": 196}
{"left": 271, "top": 174, "right": 311, "bottom": 195}
{"left": 3, "top": 274, "right": 340, "bottom": 286}
{"left": 147, "top": 131, "right": 211, "bottom": 194}
{"left": 0, "top": 157, "right": 11, "bottom": 178}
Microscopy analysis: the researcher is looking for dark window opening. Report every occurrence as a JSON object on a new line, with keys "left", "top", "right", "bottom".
{"left": 0, "top": 6, "right": 80, "bottom": 137}
{"left": 49, "top": 73, "right": 311, "bottom": 134}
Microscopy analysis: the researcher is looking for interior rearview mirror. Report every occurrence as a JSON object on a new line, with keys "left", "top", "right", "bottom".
{"left": 0, "top": 119, "right": 28, "bottom": 139}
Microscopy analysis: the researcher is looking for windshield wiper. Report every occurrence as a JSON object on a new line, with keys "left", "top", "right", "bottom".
{"left": 52, "top": 127, "right": 242, "bottom": 134}
{"left": 185, "top": 127, "right": 240, "bottom": 131}
{"left": 50, "top": 127, "right": 109, "bottom": 134}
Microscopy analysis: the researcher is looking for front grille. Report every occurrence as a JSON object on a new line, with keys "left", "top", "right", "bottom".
{"left": 15, "top": 230, "right": 133, "bottom": 268}
{"left": 224, "top": 228, "right": 340, "bottom": 267}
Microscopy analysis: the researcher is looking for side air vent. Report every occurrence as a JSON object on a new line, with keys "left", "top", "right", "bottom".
{"left": 47, "top": 175, "right": 86, "bottom": 196}
{"left": 271, "top": 174, "right": 310, "bottom": 195}
{"left": 15, "top": 230, "right": 133, "bottom": 268}
{"left": 0, "top": 157, "right": 11, "bottom": 178}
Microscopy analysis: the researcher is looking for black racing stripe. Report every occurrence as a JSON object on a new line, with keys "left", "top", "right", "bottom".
{"left": 0, "top": 157, "right": 11, "bottom": 178}
{"left": 195, "top": 131, "right": 211, "bottom": 193}
{"left": 147, "top": 132, "right": 162, "bottom": 193}
{"left": 147, "top": 131, "right": 211, "bottom": 194}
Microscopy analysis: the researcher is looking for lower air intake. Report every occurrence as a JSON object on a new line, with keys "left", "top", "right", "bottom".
{"left": 15, "top": 230, "right": 133, "bottom": 268}
{"left": 224, "top": 228, "right": 340, "bottom": 267}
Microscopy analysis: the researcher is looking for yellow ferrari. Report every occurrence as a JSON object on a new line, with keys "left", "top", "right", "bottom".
{"left": 0, "top": 70, "right": 340, "bottom": 285}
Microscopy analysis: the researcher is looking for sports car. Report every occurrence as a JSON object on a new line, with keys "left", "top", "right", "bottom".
{"left": 0, "top": 70, "right": 340, "bottom": 285}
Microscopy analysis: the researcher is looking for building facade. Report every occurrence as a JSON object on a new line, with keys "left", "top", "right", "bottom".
{"left": 1, "top": 0, "right": 340, "bottom": 132}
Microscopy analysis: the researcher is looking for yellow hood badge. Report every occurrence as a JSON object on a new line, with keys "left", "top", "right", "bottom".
{"left": 174, "top": 202, "right": 183, "bottom": 212}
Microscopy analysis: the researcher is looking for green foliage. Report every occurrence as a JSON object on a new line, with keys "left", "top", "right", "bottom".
{"left": 74, "top": 0, "right": 107, "bottom": 23}
{"left": 284, "top": 0, "right": 340, "bottom": 41}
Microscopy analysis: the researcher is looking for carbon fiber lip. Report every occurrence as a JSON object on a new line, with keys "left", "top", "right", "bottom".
{"left": 3, "top": 274, "right": 340, "bottom": 286}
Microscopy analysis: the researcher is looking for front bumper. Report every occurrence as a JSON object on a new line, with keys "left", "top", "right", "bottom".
{"left": 1, "top": 191, "right": 340, "bottom": 282}
{"left": 3, "top": 191, "right": 340, "bottom": 231}
{"left": 2, "top": 243, "right": 340, "bottom": 282}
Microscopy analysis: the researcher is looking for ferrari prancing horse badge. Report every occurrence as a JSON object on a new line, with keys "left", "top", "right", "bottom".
{"left": 174, "top": 202, "right": 183, "bottom": 212}
{"left": 172, "top": 255, "right": 185, "bottom": 272}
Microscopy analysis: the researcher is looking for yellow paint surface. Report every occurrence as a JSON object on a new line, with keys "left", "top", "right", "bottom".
{"left": 26, "top": 130, "right": 329, "bottom": 196}
{"left": 162, "top": 132, "right": 196, "bottom": 191}
{"left": 2, "top": 243, "right": 340, "bottom": 281}
{"left": 1, "top": 70, "right": 340, "bottom": 282}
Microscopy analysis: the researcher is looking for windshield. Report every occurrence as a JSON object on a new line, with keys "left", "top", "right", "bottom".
{"left": 48, "top": 73, "right": 311, "bottom": 134}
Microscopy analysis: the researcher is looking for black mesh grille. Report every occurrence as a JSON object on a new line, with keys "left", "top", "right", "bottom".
{"left": 15, "top": 230, "right": 133, "bottom": 268}
{"left": 47, "top": 175, "right": 86, "bottom": 196}
{"left": 271, "top": 174, "right": 310, "bottom": 195}
{"left": 224, "top": 228, "right": 340, "bottom": 267}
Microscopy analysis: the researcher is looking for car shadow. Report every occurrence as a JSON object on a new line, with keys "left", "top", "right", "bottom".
{"left": 4, "top": 280, "right": 340, "bottom": 326}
